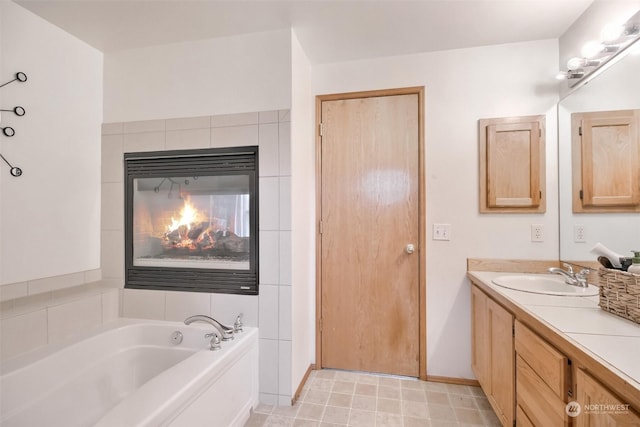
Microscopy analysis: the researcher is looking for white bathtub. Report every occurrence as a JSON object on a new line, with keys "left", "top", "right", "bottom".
{"left": 0, "top": 318, "right": 258, "bottom": 427}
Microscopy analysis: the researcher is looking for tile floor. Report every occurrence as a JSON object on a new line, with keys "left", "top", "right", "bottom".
{"left": 244, "top": 369, "right": 502, "bottom": 426}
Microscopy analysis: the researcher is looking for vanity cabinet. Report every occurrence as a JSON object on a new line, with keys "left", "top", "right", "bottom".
{"left": 471, "top": 285, "right": 514, "bottom": 426}
{"left": 479, "top": 115, "right": 546, "bottom": 213}
{"left": 575, "top": 368, "right": 640, "bottom": 426}
{"left": 515, "top": 320, "right": 570, "bottom": 426}
{"left": 469, "top": 270, "right": 640, "bottom": 427}
{"left": 571, "top": 109, "right": 640, "bottom": 213}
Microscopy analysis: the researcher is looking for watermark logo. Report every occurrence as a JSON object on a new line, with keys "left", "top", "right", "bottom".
{"left": 565, "top": 401, "right": 630, "bottom": 417}
{"left": 566, "top": 401, "right": 581, "bottom": 417}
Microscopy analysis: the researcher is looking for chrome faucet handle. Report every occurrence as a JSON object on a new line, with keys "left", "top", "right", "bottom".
{"left": 575, "top": 268, "right": 591, "bottom": 287}
{"left": 562, "top": 263, "right": 575, "bottom": 275}
{"left": 204, "top": 332, "right": 222, "bottom": 351}
{"left": 234, "top": 314, "right": 244, "bottom": 333}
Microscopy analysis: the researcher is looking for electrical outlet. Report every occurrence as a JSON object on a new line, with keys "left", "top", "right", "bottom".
{"left": 574, "top": 225, "right": 586, "bottom": 243}
{"left": 531, "top": 224, "right": 544, "bottom": 242}
{"left": 433, "top": 223, "right": 451, "bottom": 241}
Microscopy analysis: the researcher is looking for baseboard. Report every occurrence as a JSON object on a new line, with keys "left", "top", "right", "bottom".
{"left": 289, "top": 366, "right": 479, "bottom": 400}
{"left": 425, "top": 375, "right": 480, "bottom": 387}
{"left": 292, "top": 364, "right": 316, "bottom": 405}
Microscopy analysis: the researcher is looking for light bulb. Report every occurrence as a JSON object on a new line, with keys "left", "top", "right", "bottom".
{"left": 567, "top": 58, "right": 600, "bottom": 70}
{"left": 581, "top": 41, "right": 604, "bottom": 58}
{"left": 581, "top": 41, "right": 619, "bottom": 58}
{"left": 601, "top": 23, "right": 625, "bottom": 42}
{"left": 567, "top": 57, "right": 600, "bottom": 69}
{"left": 602, "top": 22, "right": 640, "bottom": 42}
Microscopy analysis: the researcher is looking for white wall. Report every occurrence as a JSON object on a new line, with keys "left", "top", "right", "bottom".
{"left": 103, "top": 30, "right": 292, "bottom": 123}
{"left": 312, "top": 39, "right": 560, "bottom": 379}
{"left": 290, "top": 29, "right": 315, "bottom": 396}
{"left": 0, "top": 1, "right": 102, "bottom": 286}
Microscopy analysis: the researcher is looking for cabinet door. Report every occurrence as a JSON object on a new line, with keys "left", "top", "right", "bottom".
{"left": 479, "top": 115, "right": 546, "bottom": 213}
{"left": 470, "top": 284, "right": 515, "bottom": 427}
{"left": 572, "top": 109, "right": 640, "bottom": 212}
{"left": 517, "top": 404, "right": 535, "bottom": 427}
{"left": 487, "top": 298, "right": 515, "bottom": 427}
{"left": 576, "top": 369, "right": 640, "bottom": 427}
{"left": 471, "top": 285, "right": 489, "bottom": 388}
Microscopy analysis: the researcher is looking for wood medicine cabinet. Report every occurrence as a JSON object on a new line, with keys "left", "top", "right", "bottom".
{"left": 572, "top": 109, "right": 640, "bottom": 213}
{"left": 479, "top": 115, "right": 546, "bottom": 213}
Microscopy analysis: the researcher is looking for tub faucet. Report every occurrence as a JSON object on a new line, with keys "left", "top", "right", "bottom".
{"left": 548, "top": 263, "right": 590, "bottom": 287}
{"left": 184, "top": 315, "right": 234, "bottom": 341}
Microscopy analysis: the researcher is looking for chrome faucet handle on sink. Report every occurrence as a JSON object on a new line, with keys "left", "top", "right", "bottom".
{"left": 562, "top": 262, "right": 574, "bottom": 275}
{"left": 575, "top": 268, "right": 591, "bottom": 287}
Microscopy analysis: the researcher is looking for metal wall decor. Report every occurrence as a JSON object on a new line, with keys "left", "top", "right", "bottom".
{"left": 0, "top": 72, "right": 27, "bottom": 177}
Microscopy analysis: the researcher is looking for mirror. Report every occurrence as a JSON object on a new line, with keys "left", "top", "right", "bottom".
{"left": 559, "top": 41, "right": 640, "bottom": 263}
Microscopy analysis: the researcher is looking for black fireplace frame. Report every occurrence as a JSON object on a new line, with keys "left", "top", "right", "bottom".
{"left": 124, "top": 146, "right": 259, "bottom": 295}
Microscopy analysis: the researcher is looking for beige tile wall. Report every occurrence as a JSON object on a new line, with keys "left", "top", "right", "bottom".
{"left": 102, "top": 109, "right": 293, "bottom": 405}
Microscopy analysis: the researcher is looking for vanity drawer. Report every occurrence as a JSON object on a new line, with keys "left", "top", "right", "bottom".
{"left": 515, "top": 320, "right": 569, "bottom": 399}
{"left": 516, "top": 355, "right": 569, "bottom": 426}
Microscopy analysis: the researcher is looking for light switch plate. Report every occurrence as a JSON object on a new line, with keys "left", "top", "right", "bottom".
{"left": 433, "top": 223, "right": 451, "bottom": 241}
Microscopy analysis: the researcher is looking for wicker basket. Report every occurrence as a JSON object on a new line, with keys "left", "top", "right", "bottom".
{"left": 598, "top": 268, "right": 640, "bottom": 324}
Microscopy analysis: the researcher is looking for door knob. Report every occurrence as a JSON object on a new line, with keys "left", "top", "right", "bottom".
{"left": 406, "top": 244, "right": 415, "bottom": 254}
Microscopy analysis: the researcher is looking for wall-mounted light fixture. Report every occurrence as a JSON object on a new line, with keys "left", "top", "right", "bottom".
{"left": 557, "top": 9, "right": 640, "bottom": 87}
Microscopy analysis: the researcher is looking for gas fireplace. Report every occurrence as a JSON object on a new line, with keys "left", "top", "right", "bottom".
{"left": 124, "top": 146, "right": 258, "bottom": 294}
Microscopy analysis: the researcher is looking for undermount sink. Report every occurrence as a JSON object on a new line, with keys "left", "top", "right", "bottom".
{"left": 491, "top": 275, "right": 599, "bottom": 296}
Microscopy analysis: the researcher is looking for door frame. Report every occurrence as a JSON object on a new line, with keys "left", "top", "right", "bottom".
{"left": 315, "top": 86, "right": 427, "bottom": 380}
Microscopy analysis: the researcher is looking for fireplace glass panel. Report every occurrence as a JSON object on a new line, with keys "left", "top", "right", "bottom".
{"left": 124, "top": 146, "right": 258, "bottom": 295}
{"left": 133, "top": 175, "right": 251, "bottom": 270}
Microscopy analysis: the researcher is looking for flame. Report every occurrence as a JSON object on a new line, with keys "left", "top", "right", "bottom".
{"left": 167, "top": 199, "right": 201, "bottom": 233}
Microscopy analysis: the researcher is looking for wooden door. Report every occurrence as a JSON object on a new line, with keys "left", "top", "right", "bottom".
{"left": 317, "top": 89, "right": 423, "bottom": 377}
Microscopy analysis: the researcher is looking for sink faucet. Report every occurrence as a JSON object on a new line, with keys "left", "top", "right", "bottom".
{"left": 184, "top": 314, "right": 235, "bottom": 341}
{"left": 548, "top": 263, "right": 590, "bottom": 287}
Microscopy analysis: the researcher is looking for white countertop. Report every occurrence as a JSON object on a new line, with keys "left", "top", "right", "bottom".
{"left": 468, "top": 271, "right": 640, "bottom": 393}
